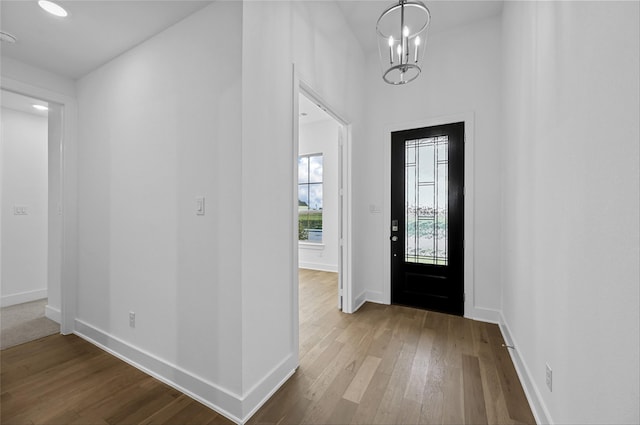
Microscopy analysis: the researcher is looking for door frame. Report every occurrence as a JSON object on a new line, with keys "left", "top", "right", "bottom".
{"left": 1, "top": 76, "right": 78, "bottom": 334}
{"left": 292, "top": 66, "right": 353, "bottom": 316}
{"left": 383, "top": 112, "right": 477, "bottom": 319}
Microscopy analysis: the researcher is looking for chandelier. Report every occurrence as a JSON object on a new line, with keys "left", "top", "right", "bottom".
{"left": 376, "top": 0, "right": 431, "bottom": 85}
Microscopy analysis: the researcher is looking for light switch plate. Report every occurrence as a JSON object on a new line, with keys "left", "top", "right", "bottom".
{"left": 196, "top": 197, "right": 205, "bottom": 215}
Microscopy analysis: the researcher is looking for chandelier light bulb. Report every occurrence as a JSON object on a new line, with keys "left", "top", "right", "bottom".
{"left": 403, "top": 26, "right": 409, "bottom": 37}
{"left": 388, "top": 36, "right": 394, "bottom": 64}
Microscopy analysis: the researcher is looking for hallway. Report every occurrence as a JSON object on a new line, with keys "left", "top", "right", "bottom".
{"left": 1, "top": 269, "right": 535, "bottom": 424}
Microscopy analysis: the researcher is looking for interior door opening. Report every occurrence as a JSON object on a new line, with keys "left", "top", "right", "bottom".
{"left": 297, "top": 91, "right": 345, "bottom": 311}
{"left": 390, "top": 122, "right": 465, "bottom": 315}
{"left": 0, "top": 89, "right": 63, "bottom": 347}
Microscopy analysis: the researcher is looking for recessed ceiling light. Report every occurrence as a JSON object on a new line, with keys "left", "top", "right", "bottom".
{"left": 38, "top": 0, "right": 68, "bottom": 18}
{"left": 0, "top": 31, "right": 17, "bottom": 43}
{"left": 33, "top": 104, "right": 49, "bottom": 111}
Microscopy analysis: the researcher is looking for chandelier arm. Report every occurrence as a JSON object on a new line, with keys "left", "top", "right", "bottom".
{"left": 400, "top": 0, "right": 405, "bottom": 66}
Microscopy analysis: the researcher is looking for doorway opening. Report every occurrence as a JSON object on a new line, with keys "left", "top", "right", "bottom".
{"left": 295, "top": 82, "right": 352, "bottom": 369}
{"left": 294, "top": 80, "right": 352, "bottom": 318}
{"left": 1, "top": 89, "right": 63, "bottom": 348}
{"left": 297, "top": 91, "right": 344, "bottom": 308}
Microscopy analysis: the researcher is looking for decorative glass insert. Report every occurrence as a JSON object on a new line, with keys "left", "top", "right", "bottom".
{"left": 298, "top": 153, "right": 323, "bottom": 242}
{"left": 405, "top": 136, "right": 448, "bottom": 265}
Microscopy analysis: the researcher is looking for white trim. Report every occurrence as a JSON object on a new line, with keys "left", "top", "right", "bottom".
{"left": 291, "top": 65, "right": 301, "bottom": 372}
{"left": 364, "top": 290, "right": 387, "bottom": 306}
{"left": 352, "top": 290, "right": 388, "bottom": 313}
{"left": 381, "top": 112, "right": 476, "bottom": 317}
{"left": 299, "top": 263, "right": 339, "bottom": 273}
{"left": 0, "top": 76, "right": 78, "bottom": 335}
{"left": 498, "top": 313, "right": 552, "bottom": 425}
{"left": 466, "top": 306, "right": 502, "bottom": 325}
{"left": 45, "top": 305, "right": 61, "bottom": 323}
{"left": 74, "top": 319, "right": 244, "bottom": 424}
{"left": 298, "top": 242, "right": 325, "bottom": 250}
{"left": 353, "top": 291, "right": 367, "bottom": 312}
{"left": 0, "top": 289, "right": 47, "bottom": 307}
{"left": 74, "top": 317, "right": 298, "bottom": 425}
{"left": 239, "top": 354, "right": 297, "bottom": 422}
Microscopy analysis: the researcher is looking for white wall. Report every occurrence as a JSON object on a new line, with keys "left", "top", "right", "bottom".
{"left": 240, "top": 0, "right": 366, "bottom": 418}
{"left": 299, "top": 118, "right": 340, "bottom": 272}
{"left": 240, "top": 3, "right": 296, "bottom": 417}
{"left": 358, "top": 16, "right": 503, "bottom": 318}
{"left": 501, "top": 2, "right": 639, "bottom": 424}
{"left": 75, "top": 1, "right": 244, "bottom": 419}
{"left": 1, "top": 107, "right": 48, "bottom": 307}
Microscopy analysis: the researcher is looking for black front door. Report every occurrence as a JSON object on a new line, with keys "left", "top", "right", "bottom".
{"left": 390, "top": 122, "right": 464, "bottom": 315}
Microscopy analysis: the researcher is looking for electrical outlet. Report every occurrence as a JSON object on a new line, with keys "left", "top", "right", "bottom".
{"left": 129, "top": 312, "right": 136, "bottom": 328}
{"left": 13, "top": 205, "right": 28, "bottom": 215}
{"left": 545, "top": 363, "right": 553, "bottom": 392}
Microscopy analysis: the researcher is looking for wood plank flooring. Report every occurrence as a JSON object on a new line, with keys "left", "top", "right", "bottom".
{"left": 1, "top": 269, "right": 535, "bottom": 425}
{"left": 249, "top": 269, "right": 535, "bottom": 425}
{"left": 0, "top": 333, "right": 233, "bottom": 425}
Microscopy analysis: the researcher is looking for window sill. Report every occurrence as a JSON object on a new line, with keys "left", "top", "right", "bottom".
{"left": 299, "top": 242, "right": 325, "bottom": 250}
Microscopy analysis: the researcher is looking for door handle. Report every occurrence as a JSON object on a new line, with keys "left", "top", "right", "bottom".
{"left": 390, "top": 235, "right": 398, "bottom": 242}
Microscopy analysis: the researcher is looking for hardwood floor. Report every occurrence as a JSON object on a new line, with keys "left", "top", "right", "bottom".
{"left": 249, "top": 269, "right": 535, "bottom": 425}
{"left": 0, "top": 333, "right": 233, "bottom": 425}
{"left": 0, "top": 269, "right": 535, "bottom": 425}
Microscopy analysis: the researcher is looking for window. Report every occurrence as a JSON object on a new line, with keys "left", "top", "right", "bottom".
{"left": 298, "top": 153, "right": 323, "bottom": 242}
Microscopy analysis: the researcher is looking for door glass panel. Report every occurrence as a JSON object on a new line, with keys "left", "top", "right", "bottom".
{"left": 418, "top": 140, "right": 435, "bottom": 183}
{"left": 405, "top": 136, "right": 449, "bottom": 265}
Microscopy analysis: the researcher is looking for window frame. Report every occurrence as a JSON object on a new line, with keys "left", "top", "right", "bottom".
{"left": 298, "top": 152, "right": 324, "bottom": 243}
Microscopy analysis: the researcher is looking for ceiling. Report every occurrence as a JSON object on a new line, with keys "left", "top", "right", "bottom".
{"left": 1, "top": 89, "right": 49, "bottom": 117}
{"left": 299, "top": 93, "right": 334, "bottom": 126}
{"left": 0, "top": 1, "right": 503, "bottom": 80}
{"left": 0, "top": 0, "right": 212, "bottom": 79}
{"left": 337, "top": 1, "right": 504, "bottom": 54}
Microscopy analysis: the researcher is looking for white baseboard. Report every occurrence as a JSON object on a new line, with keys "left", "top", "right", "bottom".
{"left": 344, "top": 290, "right": 389, "bottom": 314}
{"left": 1, "top": 288, "right": 47, "bottom": 307}
{"left": 365, "top": 290, "right": 387, "bottom": 305}
{"left": 353, "top": 291, "right": 367, "bottom": 312}
{"left": 298, "top": 262, "right": 338, "bottom": 273}
{"left": 498, "top": 313, "right": 552, "bottom": 425}
{"left": 466, "top": 306, "right": 502, "bottom": 324}
{"left": 74, "top": 319, "right": 243, "bottom": 424}
{"left": 45, "top": 305, "right": 61, "bottom": 323}
{"left": 240, "top": 355, "right": 297, "bottom": 422}
{"left": 73, "top": 319, "right": 298, "bottom": 425}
